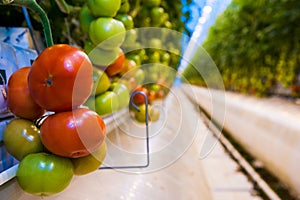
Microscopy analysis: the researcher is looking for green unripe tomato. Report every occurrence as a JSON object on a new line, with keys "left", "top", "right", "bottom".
{"left": 88, "top": 47, "right": 120, "bottom": 66}
{"left": 92, "top": 67, "right": 111, "bottom": 95}
{"left": 118, "top": 1, "right": 130, "bottom": 13}
{"left": 126, "top": 54, "right": 141, "bottom": 66}
{"left": 72, "top": 141, "right": 107, "bottom": 175}
{"left": 149, "top": 38, "right": 162, "bottom": 49}
{"left": 149, "top": 51, "right": 161, "bottom": 63}
{"left": 87, "top": 0, "right": 121, "bottom": 17}
{"left": 161, "top": 52, "right": 171, "bottom": 65}
{"left": 84, "top": 40, "right": 95, "bottom": 54}
{"left": 134, "top": 68, "right": 145, "bottom": 84}
{"left": 143, "top": 0, "right": 161, "bottom": 7}
{"left": 16, "top": 153, "right": 74, "bottom": 197}
{"left": 109, "top": 82, "right": 130, "bottom": 110}
{"left": 150, "top": 7, "right": 165, "bottom": 26}
{"left": 115, "top": 14, "right": 134, "bottom": 30}
{"left": 95, "top": 91, "right": 119, "bottom": 116}
{"left": 89, "top": 17, "right": 126, "bottom": 50}
{"left": 3, "top": 118, "right": 44, "bottom": 161}
{"left": 122, "top": 29, "right": 138, "bottom": 47}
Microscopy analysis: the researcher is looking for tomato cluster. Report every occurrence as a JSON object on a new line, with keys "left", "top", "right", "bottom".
{"left": 78, "top": 0, "right": 139, "bottom": 117}
{"left": 3, "top": 44, "right": 107, "bottom": 196}
{"left": 74, "top": 0, "right": 180, "bottom": 124}
{"left": 1, "top": 0, "right": 189, "bottom": 196}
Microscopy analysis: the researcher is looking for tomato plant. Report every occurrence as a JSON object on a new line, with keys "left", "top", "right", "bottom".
{"left": 79, "top": 5, "right": 95, "bottom": 34}
{"left": 16, "top": 152, "right": 74, "bottom": 196}
{"left": 28, "top": 44, "right": 93, "bottom": 112}
{"left": 7, "top": 67, "right": 45, "bottom": 120}
{"left": 40, "top": 107, "right": 106, "bottom": 158}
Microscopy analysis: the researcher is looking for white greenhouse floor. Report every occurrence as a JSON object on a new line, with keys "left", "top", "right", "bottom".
{"left": 0, "top": 86, "right": 261, "bottom": 200}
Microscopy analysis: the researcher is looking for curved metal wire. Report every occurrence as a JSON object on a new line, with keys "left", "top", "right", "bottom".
{"left": 99, "top": 91, "right": 150, "bottom": 170}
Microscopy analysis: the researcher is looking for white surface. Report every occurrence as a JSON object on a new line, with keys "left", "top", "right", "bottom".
{"left": 0, "top": 86, "right": 259, "bottom": 199}
{"left": 183, "top": 84, "right": 300, "bottom": 196}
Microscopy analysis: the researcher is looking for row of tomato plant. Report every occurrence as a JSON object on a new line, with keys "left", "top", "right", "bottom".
{"left": 182, "top": 0, "right": 300, "bottom": 98}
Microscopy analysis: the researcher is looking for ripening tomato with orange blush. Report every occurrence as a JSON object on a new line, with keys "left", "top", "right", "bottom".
{"left": 40, "top": 108, "right": 106, "bottom": 158}
{"left": 7, "top": 67, "right": 45, "bottom": 120}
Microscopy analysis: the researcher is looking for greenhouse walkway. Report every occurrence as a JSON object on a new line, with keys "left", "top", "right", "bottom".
{"left": 0, "top": 86, "right": 262, "bottom": 200}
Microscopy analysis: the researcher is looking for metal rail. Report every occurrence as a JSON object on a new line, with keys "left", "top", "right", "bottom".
{"left": 199, "top": 109, "right": 282, "bottom": 200}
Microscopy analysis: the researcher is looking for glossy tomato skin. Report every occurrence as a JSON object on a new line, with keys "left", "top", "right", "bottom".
{"left": 115, "top": 14, "right": 134, "bottom": 30}
{"left": 40, "top": 108, "right": 106, "bottom": 158}
{"left": 72, "top": 141, "right": 107, "bottom": 175}
{"left": 7, "top": 67, "right": 45, "bottom": 120}
{"left": 89, "top": 18, "right": 126, "bottom": 50}
{"left": 109, "top": 82, "right": 130, "bottom": 110}
{"left": 3, "top": 118, "right": 44, "bottom": 160}
{"left": 133, "top": 86, "right": 149, "bottom": 105}
{"left": 94, "top": 91, "right": 119, "bottom": 116}
{"left": 28, "top": 44, "right": 93, "bottom": 112}
{"left": 16, "top": 152, "right": 74, "bottom": 196}
{"left": 87, "top": 0, "right": 121, "bottom": 17}
{"left": 105, "top": 48, "right": 125, "bottom": 77}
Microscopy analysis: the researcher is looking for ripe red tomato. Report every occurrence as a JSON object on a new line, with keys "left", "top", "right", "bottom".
{"left": 7, "top": 67, "right": 45, "bottom": 120}
{"left": 105, "top": 49, "right": 125, "bottom": 77}
{"left": 40, "top": 107, "right": 106, "bottom": 158}
{"left": 133, "top": 86, "right": 149, "bottom": 105}
{"left": 28, "top": 44, "right": 93, "bottom": 112}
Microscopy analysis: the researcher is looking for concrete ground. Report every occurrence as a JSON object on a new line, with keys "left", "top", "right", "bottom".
{"left": 0, "top": 86, "right": 261, "bottom": 200}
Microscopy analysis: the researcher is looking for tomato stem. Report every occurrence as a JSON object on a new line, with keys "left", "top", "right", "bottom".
{"left": 45, "top": 76, "right": 53, "bottom": 87}
{"left": 129, "top": 0, "right": 141, "bottom": 18}
{"left": 33, "top": 114, "right": 49, "bottom": 128}
{"left": 1, "top": 0, "right": 54, "bottom": 47}
{"left": 54, "top": 0, "right": 81, "bottom": 14}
